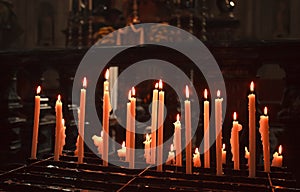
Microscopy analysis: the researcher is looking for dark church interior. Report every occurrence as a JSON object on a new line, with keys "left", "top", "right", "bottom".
{"left": 0, "top": 0, "right": 300, "bottom": 191}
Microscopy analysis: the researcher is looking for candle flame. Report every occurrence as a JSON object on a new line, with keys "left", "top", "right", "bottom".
{"left": 204, "top": 89, "right": 208, "bottom": 99}
{"left": 36, "top": 86, "right": 41, "bottom": 95}
{"left": 279, "top": 145, "right": 282, "bottom": 155}
{"left": 222, "top": 144, "right": 225, "bottom": 150}
{"left": 62, "top": 119, "right": 65, "bottom": 127}
{"left": 58, "top": 94, "right": 61, "bottom": 101}
{"left": 128, "top": 90, "right": 132, "bottom": 100}
{"left": 122, "top": 141, "right": 125, "bottom": 148}
{"left": 159, "top": 79, "right": 163, "bottom": 89}
{"left": 264, "top": 107, "right": 268, "bottom": 115}
{"left": 170, "top": 144, "right": 174, "bottom": 151}
{"left": 245, "top": 147, "right": 249, "bottom": 153}
{"left": 233, "top": 112, "right": 237, "bottom": 121}
{"left": 83, "top": 77, "right": 87, "bottom": 88}
{"left": 155, "top": 82, "right": 159, "bottom": 89}
{"left": 217, "top": 90, "right": 221, "bottom": 98}
{"left": 146, "top": 133, "right": 150, "bottom": 141}
{"left": 105, "top": 69, "right": 109, "bottom": 80}
{"left": 176, "top": 114, "right": 180, "bottom": 122}
{"left": 131, "top": 87, "right": 136, "bottom": 97}
{"left": 250, "top": 81, "right": 254, "bottom": 92}
{"left": 101, "top": 131, "right": 103, "bottom": 137}
{"left": 195, "top": 147, "right": 199, "bottom": 154}
{"left": 186, "top": 85, "right": 189, "bottom": 99}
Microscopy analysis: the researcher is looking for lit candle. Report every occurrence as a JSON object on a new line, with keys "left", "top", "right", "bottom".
{"left": 60, "top": 119, "right": 66, "bottom": 155}
{"left": 193, "top": 147, "right": 201, "bottom": 167}
{"left": 102, "top": 70, "right": 110, "bottom": 166}
{"left": 78, "top": 77, "right": 87, "bottom": 164}
{"left": 144, "top": 134, "right": 151, "bottom": 164}
{"left": 185, "top": 85, "right": 192, "bottom": 174}
{"left": 69, "top": 0, "right": 73, "bottom": 12}
{"left": 230, "top": 112, "right": 243, "bottom": 170}
{"left": 129, "top": 87, "right": 136, "bottom": 169}
{"left": 88, "top": 0, "right": 92, "bottom": 11}
{"left": 157, "top": 80, "right": 164, "bottom": 172}
{"left": 222, "top": 144, "right": 226, "bottom": 164}
{"left": 92, "top": 131, "right": 103, "bottom": 155}
{"left": 173, "top": 114, "right": 182, "bottom": 167}
{"left": 125, "top": 90, "right": 131, "bottom": 162}
{"left": 166, "top": 144, "right": 175, "bottom": 165}
{"left": 54, "top": 95, "right": 63, "bottom": 161}
{"left": 31, "top": 86, "right": 41, "bottom": 159}
{"left": 215, "top": 90, "right": 223, "bottom": 175}
{"left": 248, "top": 81, "right": 256, "bottom": 177}
{"left": 271, "top": 145, "right": 283, "bottom": 167}
{"left": 259, "top": 107, "right": 270, "bottom": 172}
{"left": 245, "top": 147, "right": 250, "bottom": 166}
{"left": 203, "top": 89, "right": 210, "bottom": 168}
{"left": 117, "top": 141, "right": 126, "bottom": 158}
{"left": 150, "top": 82, "right": 158, "bottom": 164}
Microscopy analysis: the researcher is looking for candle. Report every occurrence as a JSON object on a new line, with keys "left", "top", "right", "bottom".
{"left": 245, "top": 147, "right": 250, "bottom": 166}
{"left": 248, "top": 81, "right": 256, "bottom": 177}
{"left": 203, "top": 89, "right": 210, "bottom": 168}
{"left": 173, "top": 114, "right": 182, "bottom": 167}
{"left": 157, "top": 80, "right": 164, "bottom": 172}
{"left": 117, "top": 141, "right": 126, "bottom": 158}
{"left": 60, "top": 119, "right": 66, "bottom": 155}
{"left": 102, "top": 70, "right": 110, "bottom": 166}
{"left": 144, "top": 134, "right": 151, "bottom": 164}
{"left": 150, "top": 82, "right": 158, "bottom": 164}
{"left": 166, "top": 144, "right": 175, "bottom": 165}
{"left": 78, "top": 77, "right": 87, "bottom": 164}
{"left": 185, "top": 85, "right": 192, "bottom": 174}
{"left": 193, "top": 147, "right": 201, "bottom": 167}
{"left": 31, "top": 86, "right": 41, "bottom": 159}
{"left": 78, "top": 0, "right": 81, "bottom": 11}
{"left": 129, "top": 87, "right": 136, "bottom": 169}
{"left": 92, "top": 131, "right": 103, "bottom": 155}
{"left": 259, "top": 107, "right": 270, "bottom": 172}
{"left": 54, "top": 95, "right": 63, "bottom": 161}
{"left": 222, "top": 144, "right": 226, "bottom": 164}
{"left": 215, "top": 90, "right": 223, "bottom": 175}
{"left": 88, "top": 0, "right": 92, "bottom": 11}
{"left": 271, "top": 145, "right": 283, "bottom": 167}
{"left": 69, "top": 0, "right": 73, "bottom": 12}
{"left": 125, "top": 90, "right": 131, "bottom": 162}
{"left": 230, "top": 112, "right": 243, "bottom": 170}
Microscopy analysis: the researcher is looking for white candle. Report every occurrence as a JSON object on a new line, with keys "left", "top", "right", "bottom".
{"left": 144, "top": 134, "right": 151, "bottom": 164}
{"left": 271, "top": 145, "right": 283, "bottom": 167}
{"left": 60, "top": 119, "right": 66, "bottom": 155}
{"left": 117, "top": 141, "right": 126, "bottom": 158}
{"left": 193, "top": 147, "right": 201, "bottom": 167}
{"left": 245, "top": 147, "right": 250, "bottom": 166}
{"left": 31, "top": 86, "right": 41, "bottom": 159}
{"left": 125, "top": 90, "right": 131, "bottom": 162}
{"left": 203, "top": 89, "right": 210, "bottom": 168}
{"left": 185, "top": 85, "right": 192, "bottom": 174}
{"left": 173, "top": 114, "right": 182, "bottom": 167}
{"left": 78, "top": 77, "right": 87, "bottom": 164}
{"left": 230, "top": 112, "right": 242, "bottom": 170}
{"left": 166, "top": 144, "right": 175, "bottom": 165}
{"left": 222, "top": 144, "right": 226, "bottom": 164}
{"left": 92, "top": 131, "right": 103, "bottom": 155}
{"left": 129, "top": 87, "right": 136, "bottom": 169}
{"left": 259, "top": 107, "right": 270, "bottom": 172}
{"left": 248, "top": 81, "right": 256, "bottom": 177}
{"left": 150, "top": 82, "right": 158, "bottom": 164}
{"left": 157, "top": 80, "right": 164, "bottom": 172}
{"left": 102, "top": 70, "right": 110, "bottom": 166}
{"left": 69, "top": 0, "right": 73, "bottom": 12}
{"left": 54, "top": 95, "right": 63, "bottom": 161}
{"left": 215, "top": 90, "right": 223, "bottom": 176}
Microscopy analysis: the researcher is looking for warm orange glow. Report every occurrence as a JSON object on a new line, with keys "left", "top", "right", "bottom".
{"left": 105, "top": 69, "right": 109, "bottom": 80}
{"left": 279, "top": 145, "right": 282, "bottom": 155}
{"left": 122, "top": 141, "right": 125, "bottom": 148}
{"left": 36, "top": 86, "right": 41, "bottom": 95}
{"left": 128, "top": 90, "right": 131, "bottom": 100}
{"left": 233, "top": 112, "right": 237, "bottom": 121}
{"left": 131, "top": 87, "right": 136, "bottom": 97}
{"left": 264, "top": 107, "right": 268, "bottom": 116}
{"left": 250, "top": 81, "right": 254, "bottom": 92}
{"left": 170, "top": 144, "right": 174, "bottom": 151}
{"left": 58, "top": 95, "right": 61, "bottom": 101}
{"left": 155, "top": 82, "right": 159, "bottom": 89}
{"left": 204, "top": 89, "right": 208, "bottom": 99}
{"left": 222, "top": 144, "right": 225, "bottom": 150}
{"left": 83, "top": 77, "right": 87, "bottom": 88}
{"left": 195, "top": 147, "right": 199, "bottom": 154}
{"left": 159, "top": 79, "right": 163, "bottom": 89}
{"left": 176, "top": 114, "right": 180, "bottom": 122}
{"left": 62, "top": 119, "right": 65, "bottom": 127}
{"left": 186, "top": 85, "right": 189, "bottom": 99}
{"left": 217, "top": 90, "right": 221, "bottom": 98}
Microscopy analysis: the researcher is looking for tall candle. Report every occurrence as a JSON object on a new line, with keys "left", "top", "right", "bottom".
{"left": 157, "top": 80, "right": 164, "bottom": 172}
{"left": 230, "top": 112, "right": 243, "bottom": 170}
{"left": 173, "top": 114, "right": 182, "bottom": 167}
{"left": 166, "top": 144, "right": 175, "bottom": 165}
{"left": 185, "top": 85, "right": 192, "bottom": 174}
{"left": 125, "top": 90, "right": 131, "bottom": 162}
{"left": 193, "top": 147, "right": 201, "bottom": 167}
{"left": 271, "top": 145, "right": 283, "bottom": 167}
{"left": 117, "top": 141, "right": 126, "bottom": 158}
{"left": 222, "top": 144, "right": 226, "bottom": 164}
{"left": 215, "top": 90, "right": 223, "bottom": 176}
{"left": 60, "top": 119, "right": 66, "bottom": 155}
{"left": 248, "top": 81, "right": 256, "bottom": 177}
{"left": 78, "top": 77, "right": 87, "bottom": 164}
{"left": 54, "top": 95, "right": 63, "bottom": 161}
{"left": 102, "top": 71, "right": 110, "bottom": 166}
{"left": 203, "top": 89, "right": 210, "bottom": 168}
{"left": 31, "top": 86, "right": 41, "bottom": 159}
{"left": 88, "top": 0, "right": 92, "bottom": 11}
{"left": 129, "top": 87, "right": 136, "bottom": 169}
{"left": 259, "top": 107, "right": 270, "bottom": 172}
{"left": 144, "top": 134, "right": 151, "bottom": 164}
{"left": 150, "top": 82, "right": 158, "bottom": 164}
